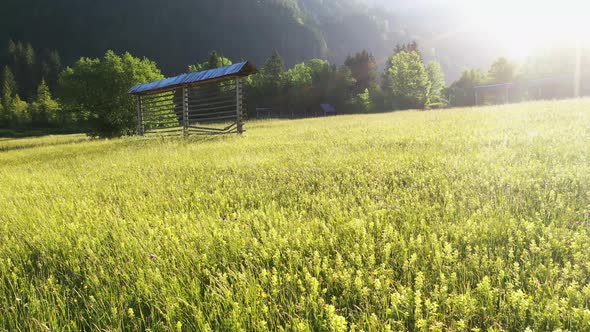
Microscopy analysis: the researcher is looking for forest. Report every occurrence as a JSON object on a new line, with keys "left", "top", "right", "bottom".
{"left": 1, "top": 37, "right": 589, "bottom": 138}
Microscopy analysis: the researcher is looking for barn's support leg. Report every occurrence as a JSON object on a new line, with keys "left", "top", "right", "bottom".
{"left": 236, "top": 78, "right": 244, "bottom": 134}
{"left": 505, "top": 86, "right": 509, "bottom": 104}
{"left": 575, "top": 41, "right": 581, "bottom": 98}
{"left": 137, "top": 95, "right": 144, "bottom": 136}
{"left": 183, "top": 86, "right": 189, "bottom": 137}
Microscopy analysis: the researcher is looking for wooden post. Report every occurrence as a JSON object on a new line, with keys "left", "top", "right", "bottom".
{"left": 475, "top": 89, "right": 479, "bottom": 106}
{"left": 505, "top": 85, "right": 509, "bottom": 104}
{"left": 236, "top": 78, "right": 243, "bottom": 134}
{"left": 182, "top": 86, "right": 189, "bottom": 137}
{"left": 575, "top": 40, "right": 581, "bottom": 98}
{"left": 137, "top": 95, "right": 144, "bottom": 136}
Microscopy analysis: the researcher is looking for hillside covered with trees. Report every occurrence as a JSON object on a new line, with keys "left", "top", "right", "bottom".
{"left": 0, "top": 0, "right": 407, "bottom": 75}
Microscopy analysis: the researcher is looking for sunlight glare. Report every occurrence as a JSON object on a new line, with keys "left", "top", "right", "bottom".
{"left": 463, "top": 0, "right": 590, "bottom": 57}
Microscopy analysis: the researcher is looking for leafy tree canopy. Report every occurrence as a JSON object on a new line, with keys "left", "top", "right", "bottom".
{"left": 188, "top": 51, "right": 233, "bottom": 73}
{"left": 59, "top": 51, "right": 164, "bottom": 137}
{"left": 385, "top": 50, "right": 430, "bottom": 110}
{"left": 488, "top": 57, "right": 515, "bottom": 84}
{"left": 426, "top": 61, "right": 447, "bottom": 108}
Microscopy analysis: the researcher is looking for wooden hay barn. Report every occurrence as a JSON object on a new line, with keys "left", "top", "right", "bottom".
{"left": 128, "top": 62, "right": 257, "bottom": 136}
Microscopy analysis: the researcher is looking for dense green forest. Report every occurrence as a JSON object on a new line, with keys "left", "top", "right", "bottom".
{"left": 0, "top": 0, "right": 400, "bottom": 75}
{"left": 1, "top": 0, "right": 586, "bottom": 81}
{"left": 0, "top": 0, "right": 519, "bottom": 82}
{"left": 1, "top": 38, "right": 589, "bottom": 138}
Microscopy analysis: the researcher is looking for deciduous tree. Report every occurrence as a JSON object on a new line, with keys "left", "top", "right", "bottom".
{"left": 59, "top": 51, "right": 164, "bottom": 137}
{"left": 426, "top": 61, "right": 447, "bottom": 108}
{"left": 488, "top": 57, "right": 515, "bottom": 84}
{"left": 384, "top": 51, "right": 430, "bottom": 110}
{"left": 447, "top": 69, "right": 487, "bottom": 106}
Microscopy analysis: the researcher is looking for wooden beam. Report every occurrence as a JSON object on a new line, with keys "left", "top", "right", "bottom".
{"left": 236, "top": 77, "right": 243, "bottom": 134}
{"left": 137, "top": 95, "right": 144, "bottom": 136}
{"left": 183, "top": 86, "right": 189, "bottom": 137}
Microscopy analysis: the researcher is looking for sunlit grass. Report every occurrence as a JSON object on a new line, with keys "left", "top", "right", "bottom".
{"left": 1, "top": 99, "right": 590, "bottom": 330}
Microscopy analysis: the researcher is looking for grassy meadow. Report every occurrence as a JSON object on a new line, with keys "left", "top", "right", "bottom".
{"left": 1, "top": 99, "right": 590, "bottom": 331}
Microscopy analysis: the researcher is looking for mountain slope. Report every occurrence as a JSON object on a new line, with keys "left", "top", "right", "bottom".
{"left": 1, "top": 0, "right": 495, "bottom": 80}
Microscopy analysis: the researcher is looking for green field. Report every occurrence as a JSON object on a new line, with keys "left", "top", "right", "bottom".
{"left": 1, "top": 99, "right": 590, "bottom": 331}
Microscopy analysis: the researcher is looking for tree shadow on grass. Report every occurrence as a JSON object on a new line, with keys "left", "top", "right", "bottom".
{"left": 0, "top": 132, "right": 240, "bottom": 160}
{"left": 0, "top": 136, "right": 90, "bottom": 153}
{"left": 0, "top": 127, "right": 84, "bottom": 139}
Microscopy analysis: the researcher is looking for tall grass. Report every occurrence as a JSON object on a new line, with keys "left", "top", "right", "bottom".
{"left": 1, "top": 99, "right": 590, "bottom": 331}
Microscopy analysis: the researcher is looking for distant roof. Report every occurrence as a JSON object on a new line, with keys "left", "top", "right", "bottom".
{"left": 474, "top": 74, "right": 575, "bottom": 92}
{"left": 129, "top": 61, "right": 257, "bottom": 95}
{"left": 320, "top": 104, "right": 336, "bottom": 113}
{"left": 474, "top": 83, "right": 515, "bottom": 92}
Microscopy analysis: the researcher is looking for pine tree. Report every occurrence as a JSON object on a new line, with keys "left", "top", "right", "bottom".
{"left": 30, "top": 79, "right": 59, "bottom": 125}
{"left": 188, "top": 51, "right": 232, "bottom": 72}
{"left": 264, "top": 50, "right": 285, "bottom": 79}
{"left": 12, "top": 95, "right": 29, "bottom": 124}
{"left": 7, "top": 41, "right": 38, "bottom": 100}
{"left": 1, "top": 67, "right": 17, "bottom": 124}
{"left": 22, "top": 42, "right": 37, "bottom": 100}
{"left": 207, "top": 51, "right": 221, "bottom": 69}
{"left": 344, "top": 50, "right": 378, "bottom": 94}
{"left": 0, "top": 101, "right": 3, "bottom": 123}
{"left": 7, "top": 39, "right": 16, "bottom": 55}
{"left": 207, "top": 51, "right": 232, "bottom": 69}
{"left": 263, "top": 50, "right": 285, "bottom": 94}
{"left": 394, "top": 41, "right": 422, "bottom": 59}
{"left": 40, "top": 50, "right": 62, "bottom": 93}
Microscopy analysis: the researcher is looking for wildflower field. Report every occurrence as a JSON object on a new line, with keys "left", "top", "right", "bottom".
{"left": 1, "top": 99, "right": 590, "bottom": 331}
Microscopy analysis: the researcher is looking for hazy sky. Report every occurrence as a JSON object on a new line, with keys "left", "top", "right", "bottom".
{"left": 366, "top": 0, "right": 590, "bottom": 58}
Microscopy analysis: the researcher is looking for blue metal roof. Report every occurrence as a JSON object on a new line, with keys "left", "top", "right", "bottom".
{"left": 129, "top": 61, "right": 256, "bottom": 95}
{"left": 474, "top": 83, "right": 515, "bottom": 92}
{"left": 474, "top": 74, "right": 575, "bottom": 92}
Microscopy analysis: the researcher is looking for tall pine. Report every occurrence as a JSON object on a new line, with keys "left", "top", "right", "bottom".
{"left": 263, "top": 50, "right": 285, "bottom": 94}
{"left": 344, "top": 50, "right": 378, "bottom": 94}
{"left": 1, "top": 66, "right": 17, "bottom": 124}
{"left": 30, "top": 79, "right": 59, "bottom": 125}
{"left": 40, "top": 50, "right": 62, "bottom": 93}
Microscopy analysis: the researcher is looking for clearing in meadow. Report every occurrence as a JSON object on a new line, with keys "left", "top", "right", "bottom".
{"left": 1, "top": 99, "right": 589, "bottom": 331}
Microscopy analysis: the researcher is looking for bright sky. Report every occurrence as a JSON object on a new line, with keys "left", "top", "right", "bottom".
{"left": 459, "top": 0, "right": 590, "bottom": 57}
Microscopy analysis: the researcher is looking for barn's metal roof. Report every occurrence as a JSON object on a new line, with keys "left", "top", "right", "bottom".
{"left": 474, "top": 82, "right": 515, "bottom": 92}
{"left": 129, "top": 61, "right": 256, "bottom": 95}
{"left": 474, "top": 74, "right": 575, "bottom": 92}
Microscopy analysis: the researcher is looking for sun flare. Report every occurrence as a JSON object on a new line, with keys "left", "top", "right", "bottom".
{"left": 462, "top": 0, "right": 590, "bottom": 57}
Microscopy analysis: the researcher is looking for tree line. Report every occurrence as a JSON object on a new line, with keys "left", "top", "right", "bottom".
{"left": 448, "top": 49, "right": 590, "bottom": 106}
{"left": 0, "top": 39, "right": 449, "bottom": 137}
{"left": 0, "top": 40, "right": 62, "bottom": 127}
{"left": 248, "top": 42, "right": 447, "bottom": 116}
{"left": 1, "top": 38, "right": 588, "bottom": 138}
